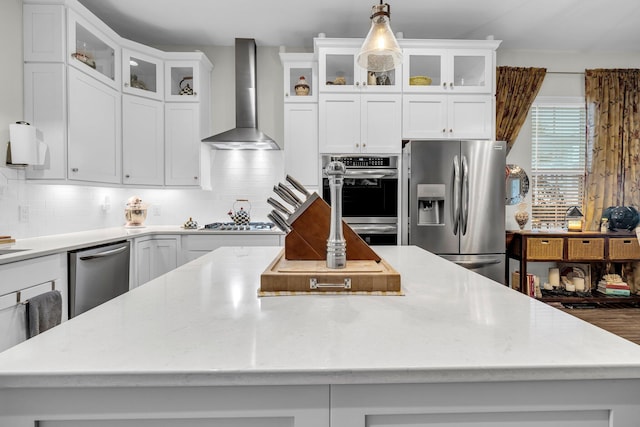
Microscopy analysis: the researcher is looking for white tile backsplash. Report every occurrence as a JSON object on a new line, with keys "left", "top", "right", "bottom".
{"left": 0, "top": 150, "right": 286, "bottom": 238}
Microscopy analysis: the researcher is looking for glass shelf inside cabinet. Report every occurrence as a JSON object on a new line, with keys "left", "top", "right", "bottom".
{"left": 453, "top": 55, "right": 486, "bottom": 87}
{"left": 169, "top": 66, "right": 195, "bottom": 97}
{"left": 128, "top": 56, "right": 157, "bottom": 93}
{"left": 325, "top": 54, "right": 354, "bottom": 86}
{"left": 408, "top": 55, "right": 441, "bottom": 87}
{"left": 73, "top": 22, "right": 115, "bottom": 81}
{"left": 289, "top": 67, "right": 313, "bottom": 97}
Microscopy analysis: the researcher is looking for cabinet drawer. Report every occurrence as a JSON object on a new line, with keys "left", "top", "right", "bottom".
{"left": 526, "top": 238, "right": 563, "bottom": 260}
{"left": 567, "top": 238, "right": 604, "bottom": 260}
{"left": 609, "top": 238, "right": 640, "bottom": 260}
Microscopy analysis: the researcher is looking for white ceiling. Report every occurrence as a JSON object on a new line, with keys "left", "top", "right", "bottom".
{"left": 77, "top": 0, "right": 640, "bottom": 52}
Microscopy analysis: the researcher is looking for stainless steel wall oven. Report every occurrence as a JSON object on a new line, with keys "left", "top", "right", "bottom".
{"left": 321, "top": 155, "right": 399, "bottom": 245}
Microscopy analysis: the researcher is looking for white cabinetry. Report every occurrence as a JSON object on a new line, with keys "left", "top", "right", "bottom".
{"left": 315, "top": 39, "right": 402, "bottom": 154}
{"left": 0, "top": 254, "right": 67, "bottom": 352}
{"left": 402, "top": 94, "right": 493, "bottom": 139}
{"left": 122, "top": 47, "right": 163, "bottom": 101}
{"left": 400, "top": 40, "right": 500, "bottom": 141}
{"left": 23, "top": 4, "right": 65, "bottom": 63}
{"left": 67, "top": 66, "right": 121, "bottom": 183}
{"left": 67, "top": 9, "right": 120, "bottom": 91}
{"left": 23, "top": 63, "right": 67, "bottom": 180}
{"left": 164, "top": 58, "right": 212, "bottom": 187}
{"left": 181, "top": 234, "right": 283, "bottom": 264}
{"left": 132, "top": 236, "right": 178, "bottom": 288}
{"left": 280, "top": 53, "right": 319, "bottom": 187}
{"left": 122, "top": 94, "right": 164, "bottom": 185}
{"left": 319, "top": 93, "right": 401, "bottom": 154}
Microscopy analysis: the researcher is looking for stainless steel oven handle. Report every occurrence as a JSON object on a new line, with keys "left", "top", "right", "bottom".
{"left": 344, "top": 170, "right": 398, "bottom": 178}
{"left": 349, "top": 225, "right": 398, "bottom": 234}
{"left": 79, "top": 245, "right": 128, "bottom": 260}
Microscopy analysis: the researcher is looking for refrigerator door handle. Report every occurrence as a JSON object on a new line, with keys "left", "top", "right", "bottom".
{"left": 452, "top": 155, "right": 461, "bottom": 235}
{"left": 461, "top": 155, "right": 469, "bottom": 236}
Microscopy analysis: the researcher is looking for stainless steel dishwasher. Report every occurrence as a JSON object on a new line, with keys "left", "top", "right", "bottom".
{"left": 68, "top": 241, "right": 130, "bottom": 318}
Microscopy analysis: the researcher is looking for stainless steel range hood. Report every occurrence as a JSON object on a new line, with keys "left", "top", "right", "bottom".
{"left": 202, "top": 38, "right": 279, "bottom": 150}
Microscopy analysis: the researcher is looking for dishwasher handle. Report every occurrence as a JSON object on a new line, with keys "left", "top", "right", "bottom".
{"left": 79, "top": 245, "right": 128, "bottom": 261}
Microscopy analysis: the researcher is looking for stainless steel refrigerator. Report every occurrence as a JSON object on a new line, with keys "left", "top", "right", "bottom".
{"left": 402, "top": 140, "right": 506, "bottom": 283}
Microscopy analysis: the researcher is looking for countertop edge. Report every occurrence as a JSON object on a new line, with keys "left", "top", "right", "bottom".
{"left": 2, "top": 366, "right": 640, "bottom": 389}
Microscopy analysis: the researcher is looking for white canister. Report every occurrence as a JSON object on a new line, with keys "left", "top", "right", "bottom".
{"left": 548, "top": 268, "right": 560, "bottom": 287}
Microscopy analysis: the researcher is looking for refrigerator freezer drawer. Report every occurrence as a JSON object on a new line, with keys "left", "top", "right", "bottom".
{"left": 440, "top": 254, "right": 505, "bottom": 285}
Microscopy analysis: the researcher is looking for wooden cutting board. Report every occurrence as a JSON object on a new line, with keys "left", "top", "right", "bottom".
{"left": 260, "top": 250, "right": 401, "bottom": 293}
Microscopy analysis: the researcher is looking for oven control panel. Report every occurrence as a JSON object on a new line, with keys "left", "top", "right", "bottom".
{"left": 324, "top": 156, "right": 397, "bottom": 168}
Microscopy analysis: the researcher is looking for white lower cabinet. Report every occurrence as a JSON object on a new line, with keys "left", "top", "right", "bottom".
{"left": 67, "top": 67, "right": 122, "bottom": 183}
{"left": 0, "top": 254, "right": 68, "bottom": 352}
{"left": 403, "top": 94, "right": 493, "bottom": 140}
{"left": 131, "top": 236, "right": 178, "bottom": 288}
{"left": 122, "top": 94, "right": 164, "bottom": 185}
{"left": 181, "top": 234, "right": 284, "bottom": 264}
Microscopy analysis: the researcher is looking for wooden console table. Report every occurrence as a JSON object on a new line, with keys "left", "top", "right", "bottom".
{"left": 506, "top": 230, "right": 640, "bottom": 302}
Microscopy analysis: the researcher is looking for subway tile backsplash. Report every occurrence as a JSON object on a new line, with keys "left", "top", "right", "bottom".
{"left": 0, "top": 150, "right": 289, "bottom": 238}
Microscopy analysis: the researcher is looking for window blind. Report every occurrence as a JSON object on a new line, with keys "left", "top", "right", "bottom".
{"left": 530, "top": 103, "right": 586, "bottom": 228}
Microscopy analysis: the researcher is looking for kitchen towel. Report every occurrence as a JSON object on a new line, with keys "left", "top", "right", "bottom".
{"left": 26, "top": 290, "right": 62, "bottom": 338}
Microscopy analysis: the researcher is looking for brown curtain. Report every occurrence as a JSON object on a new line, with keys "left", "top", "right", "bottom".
{"left": 584, "top": 69, "right": 640, "bottom": 229}
{"left": 495, "top": 66, "right": 547, "bottom": 153}
{"left": 585, "top": 69, "right": 640, "bottom": 294}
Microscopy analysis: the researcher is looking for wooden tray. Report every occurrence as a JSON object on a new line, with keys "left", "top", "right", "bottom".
{"left": 260, "top": 250, "right": 401, "bottom": 293}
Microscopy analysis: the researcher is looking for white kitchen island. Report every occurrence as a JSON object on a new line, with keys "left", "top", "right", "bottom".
{"left": 1, "top": 246, "right": 640, "bottom": 427}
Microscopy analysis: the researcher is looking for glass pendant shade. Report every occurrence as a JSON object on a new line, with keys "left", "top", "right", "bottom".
{"left": 357, "top": 2, "right": 402, "bottom": 72}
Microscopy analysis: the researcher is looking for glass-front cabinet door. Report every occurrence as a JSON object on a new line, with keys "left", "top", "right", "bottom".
{"left": 318, "top": 47, "right": 401, "bottom": 93}
{"left": 403, "top": 48, "right": 492, "bottom": 93}
{"left": 122, "top": 49, "right": 163, "bottom": 101}
{"left": 165, "top": 61, "right": 201, "bottom": 102}
{"left": 67, "top": 10, "right": 120, "bottom": 90}
{"left": 280, "top": 53, "right": 317, "bottom": 102}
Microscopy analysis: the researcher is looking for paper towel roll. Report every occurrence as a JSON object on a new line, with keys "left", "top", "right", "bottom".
{"left": 9, "top": 122, "right": 38, "bottom": 165}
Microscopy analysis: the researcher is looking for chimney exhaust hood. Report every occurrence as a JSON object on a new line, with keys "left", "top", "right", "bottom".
{"left": 202, "top": 38, "right": 279, "bottom": 150}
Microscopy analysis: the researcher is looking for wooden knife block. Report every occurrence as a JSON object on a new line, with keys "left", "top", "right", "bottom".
{"left": 284, "top": 194, "right": 381, "bottom": 262}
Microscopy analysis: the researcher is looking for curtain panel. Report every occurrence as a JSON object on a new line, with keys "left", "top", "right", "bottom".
{"left": 584, "top": 69, "right": 640, "bottom": 230}
{"left": 495, "top": 66, "right": 547, "bottom": 153}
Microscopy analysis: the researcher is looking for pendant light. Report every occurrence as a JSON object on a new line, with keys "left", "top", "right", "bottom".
{"left": 356, "top": 1, "right": 402, "bottom": 73}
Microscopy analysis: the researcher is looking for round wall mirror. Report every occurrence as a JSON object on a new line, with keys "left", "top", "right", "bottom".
{"left": 505, "top": 164, "right": 529, "bottom": 205}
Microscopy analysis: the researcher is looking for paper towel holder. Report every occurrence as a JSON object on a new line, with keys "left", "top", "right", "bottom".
{"left": 5, "top": 121, "right": 45, "bottom": 168}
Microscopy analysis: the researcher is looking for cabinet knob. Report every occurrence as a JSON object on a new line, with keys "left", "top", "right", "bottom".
{"left": 125, "top": 174, "right": 130, "bottom": 178}
{"left": 194, "top": 176, "right": 198, "bottom": 180}
{"left": 71, "top": 168, "right": 78, "bottom": 172}
{"left": 124, "top": 82, "right": 130, "bottom": 87}
{"left": 449, "top": 82, "right": 454, "bottom": 88}
{"left": 363, "top": 143, "right": 367, "bottom": 147}
{"left": 442, "top": 129, "right": 446, "bottom": 133}
{"left": 193, "top": 91, "right": 197, "bottom": 96}
{"left": 355, "top": 143, "right": 360, "bottom": 148}
{"left": 449, "top": 129, "right": 453, "bottom": 133}
{"left": 355, "top": 82, "right": 360, "bottom": 86}
{"left": 442, "top": 82, "right": 446, "bottom": 88}
{"left": 285, "top": 93, "right": 289, "bottom": 97}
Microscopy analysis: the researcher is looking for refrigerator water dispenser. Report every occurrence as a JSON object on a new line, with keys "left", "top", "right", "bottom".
{"left": 417, "top": 184, "right": 444, "bottom": 225}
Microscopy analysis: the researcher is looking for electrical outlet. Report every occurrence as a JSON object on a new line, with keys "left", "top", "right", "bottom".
{"left": 19, "top": 205, "right": 29, "bottom": 223}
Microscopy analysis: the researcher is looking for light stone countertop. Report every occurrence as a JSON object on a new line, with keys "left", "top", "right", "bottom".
{"left": 0, "top": 225, "right": 283, "bottom": 265}
{"left": 0, "top": 245, "right": 640, "bottom": 388}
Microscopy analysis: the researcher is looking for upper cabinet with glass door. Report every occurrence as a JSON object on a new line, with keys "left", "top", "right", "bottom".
{"left": 122, "top": 48, "right": 164, "bottom": 101}
{"left": 315, "top": 38, "right": 402, "bottom": 93}
{"left": 401, "top": 40, "right": 501, "bottom": 94}
{"left": 165, "top": 60, "right": 203, "bottom": 102}
{"left": 280, "top": 52, "right": 318, "bottom": 103}
{"left": 67, "top": 9, "right": 121, "bottom": 90}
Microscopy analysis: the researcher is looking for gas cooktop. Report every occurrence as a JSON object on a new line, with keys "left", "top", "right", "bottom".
{"left": 203, "top": 222, "right": 275, "bottom": 231}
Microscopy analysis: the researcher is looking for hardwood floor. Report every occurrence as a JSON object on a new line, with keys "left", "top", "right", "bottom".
{"left": 553, "top": 304, "right": 640, "bottom": 345}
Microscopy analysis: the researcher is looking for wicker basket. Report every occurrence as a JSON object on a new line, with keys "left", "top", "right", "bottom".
{"left": 409, "top": 75, "right": 432, "bottom": 86}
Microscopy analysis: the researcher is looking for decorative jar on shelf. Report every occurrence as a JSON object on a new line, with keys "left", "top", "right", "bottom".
{"left": 294, "top": 76, "right": 310, "bottom": 96}
{"left": 515, "top": 202, "right": 529, "bottom": 230}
